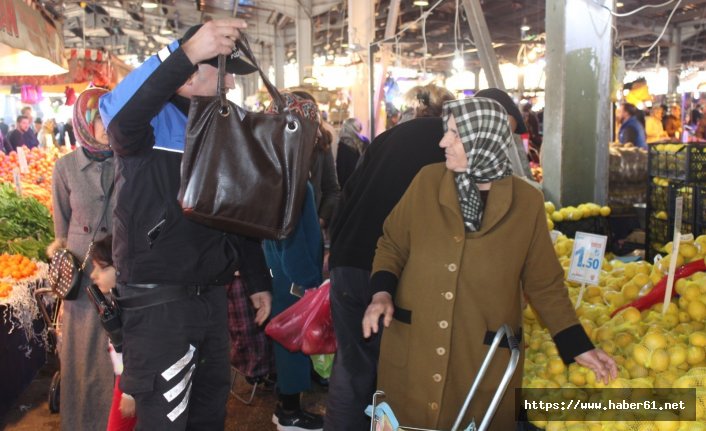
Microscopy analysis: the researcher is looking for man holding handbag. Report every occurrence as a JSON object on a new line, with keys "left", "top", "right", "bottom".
{"left": 99, "top": 20, "right": 272, "bottom": 430}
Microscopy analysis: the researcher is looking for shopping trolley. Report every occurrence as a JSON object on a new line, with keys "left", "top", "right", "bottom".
{"left": 34, "top": 287, "right": 62, "bottom": 413}
{"left": 370, "top": 324, "right": 521, "bottom": 431}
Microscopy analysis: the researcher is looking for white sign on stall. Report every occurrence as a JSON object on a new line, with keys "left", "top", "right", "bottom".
{"left": 568, "top": 232, "right": 608, "bottom": 285}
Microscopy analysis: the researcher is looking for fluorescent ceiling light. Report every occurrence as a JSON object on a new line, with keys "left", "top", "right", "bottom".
{"left": 141, "top": 1, "right": 158, "bottom": 9}
{"left": 413, "top": 0, "right": 429, "bottom": 6}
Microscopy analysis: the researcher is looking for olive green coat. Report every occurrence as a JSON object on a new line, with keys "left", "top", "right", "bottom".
{"left": 372, "top": 164, "right": 580, "bottom": 430}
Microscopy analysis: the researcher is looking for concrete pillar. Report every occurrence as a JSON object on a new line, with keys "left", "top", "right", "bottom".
{"left": 668, "top": 27, "right": 681, "bottom": 94}
{"left": 274, "top": 24, "right": 286, "bottom": 89}
{"left": 348, "top": 0, "right": 375, "bottom": 137}
{"left": 473, "top": 66, "right": 481, "bottom": 91}
{"left": 462, "top": 0, "right": 505, "bottom": 90}
{"left": 296, "top": 0, "right": 313, "bottom": 85}
{"left": 543, "top": 0, "right": 613, "bottom": 206}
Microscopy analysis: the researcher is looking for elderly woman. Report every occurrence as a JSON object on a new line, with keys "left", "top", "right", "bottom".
{"left": 50, "top": 87, "right": 116, "bottom": 430}
{"left": 363, "top": 98, "right": 617, "bottom": 430}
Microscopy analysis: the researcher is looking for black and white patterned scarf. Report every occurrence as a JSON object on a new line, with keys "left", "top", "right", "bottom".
{"left": 442, "top": 97, "right": 514, "bottom": 231}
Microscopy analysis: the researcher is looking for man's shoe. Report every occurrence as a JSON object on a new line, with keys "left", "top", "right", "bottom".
{"left": 272, "top": 406, "right": 324, "bottom": 431}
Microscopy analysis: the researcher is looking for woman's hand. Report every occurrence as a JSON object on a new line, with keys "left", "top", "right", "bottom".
{"left": 574, "top": 348, "right": 618, "bottom": 384}
{"left": 362, "top": 292, "right": 394, "bottom": 338}
{"left": 250, "top": 291, "right": 272, "bottom": 326}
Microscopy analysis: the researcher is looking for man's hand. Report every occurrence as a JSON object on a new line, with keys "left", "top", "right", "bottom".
{"left": 250, "top": 291, "right": 272, "bottom": 326}
{"left": 362, "top": 292, "right": 394, "bottom": 338}
{"left": 181, "top": 19, "right": 248, "bottom": 65}
{"left": 575, "top": 348, "right": 618, "bottom": 384}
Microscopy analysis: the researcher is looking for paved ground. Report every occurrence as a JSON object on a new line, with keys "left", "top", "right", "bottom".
{"left": 0, "top": 362, "right": 328, "bottom": 431}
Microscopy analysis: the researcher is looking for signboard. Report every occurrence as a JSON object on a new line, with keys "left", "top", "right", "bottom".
{"left": 567, "top": 232, "right": 608, "bottom": 285}
{"left": 0, "top": 0, "right": 67, "bottom": 73}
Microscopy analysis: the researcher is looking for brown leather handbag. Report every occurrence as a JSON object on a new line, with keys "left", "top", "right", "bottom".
{"left": 178, "top": 35, "right": 317, "bottom": 240}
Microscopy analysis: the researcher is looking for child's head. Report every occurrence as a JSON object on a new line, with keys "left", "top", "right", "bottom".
{"left": 90, "top": 235, "right": 115, "bottom": 293}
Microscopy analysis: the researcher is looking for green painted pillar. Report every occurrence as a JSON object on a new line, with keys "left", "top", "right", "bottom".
{"left": 543, "top": 0, "right": 613, "bottom": 206}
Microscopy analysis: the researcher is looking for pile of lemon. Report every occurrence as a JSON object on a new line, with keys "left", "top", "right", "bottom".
{"left": 545, "top": 201, "right": 612, "bottom": 230}
{"left": 522, "top": 235, "right": 706, "bottom": 430}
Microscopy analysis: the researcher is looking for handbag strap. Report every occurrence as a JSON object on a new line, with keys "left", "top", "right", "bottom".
{"left": 80, "top": 181, "right": 115, "bottom": 271}
{"left": 217, "top": 33, "right": 289, "bottom": 118}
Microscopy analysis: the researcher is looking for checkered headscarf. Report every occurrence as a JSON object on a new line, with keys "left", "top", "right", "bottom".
{"left": 442, "top": 97, "right": 513, "bottom": 231}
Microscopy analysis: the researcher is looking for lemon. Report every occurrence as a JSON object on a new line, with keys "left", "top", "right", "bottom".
{"left": 687, "top": 346, "right": 706, "bottom": 365}
{"left": 551, "top": 211, "right": 564, "bottom": 222}
{"left": 633, "top": 344, "right": 650, "bottom": 367}
{"left": 620, "top": 306, "right": 642, "bottom": 323}
{"left": 648, "top": 348, "right": 670, "bottom": 371}
{"left": 547, "top": 218, "right": 554, "bottom": 230}
{"left": 628, "top": 363, "right": 649, "bottom": 378}
{"left": 632, "top": 272, "right": 650, "bottom": 286}
{"left": 690, "top": 331, "right": 706, "bottom": 347}
{"left": 547, "top": 356, "right": 566, "bottom": 375}
{"left": 644, "top": 331, "right": 668, "bottom": 350}
{"left": 568, "top": 370, "right": 586, "bottom": 386}
{"left": 688, "top": 300, "right": 706, "bottom": 321}
{"left": 684, "top": 283, "right": 702, "bottom": 301}
{"left": 621, "top": 282, "right": 641, "bottom": 300}
{"left": 545, "top": 201, "right": 556, "bottom": 214}
{"left": 600, "top": 206, "right": 611, "bottom": 216}
{"left": 615, "top": 331, "right": 636, "bottom": 349}
{"left": 679, "top": 243, "right": 699, "bottom": 259}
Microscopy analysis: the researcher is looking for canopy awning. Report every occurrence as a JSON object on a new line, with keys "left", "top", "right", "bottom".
{"left": 0, "top": 48, "right": 133, "bottom": 87}
{"left": 0, "top": 0, "right": 67, "bottom": 75}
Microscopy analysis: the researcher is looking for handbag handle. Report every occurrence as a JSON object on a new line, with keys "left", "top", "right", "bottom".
{"left": 216, "top": 33, "right": 292, "bottom": 123}
{"left": 80, "top": 181, "right": 115, "bottom": 271}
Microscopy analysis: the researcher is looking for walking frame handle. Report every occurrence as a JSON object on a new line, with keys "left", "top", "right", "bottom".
{"left": 451, "top": 324, "right": 521, "bottom": 431}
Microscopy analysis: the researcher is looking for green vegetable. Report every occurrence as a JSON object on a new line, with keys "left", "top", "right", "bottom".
{"left": 0, "top": 184, "right": 54, "bottom": 260}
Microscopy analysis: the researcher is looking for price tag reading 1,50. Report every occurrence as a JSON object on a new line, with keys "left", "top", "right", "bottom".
{"left": 567, "top": 232, "right": 608, "bottom": 285}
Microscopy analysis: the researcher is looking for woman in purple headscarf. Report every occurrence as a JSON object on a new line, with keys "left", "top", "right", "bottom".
{"left": 49, "top": 87, "right": 117, "bottom": 431}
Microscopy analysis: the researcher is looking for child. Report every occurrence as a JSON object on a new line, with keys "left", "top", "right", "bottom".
{"left": 89, "top": 235, "right": 136, "bottom": 431}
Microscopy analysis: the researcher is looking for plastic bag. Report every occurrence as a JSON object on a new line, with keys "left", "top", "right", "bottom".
{"left": 311, "top": 354, "right": 334, "bottom": 379}
{"left": 265, "top": 279, "right": 337, "bottom": 355}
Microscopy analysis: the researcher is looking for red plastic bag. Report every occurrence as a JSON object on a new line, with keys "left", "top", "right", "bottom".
{"left": 265, "top": 279, "right": 337, "bottom": 355}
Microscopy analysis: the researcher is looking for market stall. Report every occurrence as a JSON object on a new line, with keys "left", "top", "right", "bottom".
{"left": 0, "top": 179, "right": 56, "bottom": 415}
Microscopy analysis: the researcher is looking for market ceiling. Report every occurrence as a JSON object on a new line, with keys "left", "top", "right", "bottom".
{"left": 38, "top": 0, "right": 706, "bottom": 73}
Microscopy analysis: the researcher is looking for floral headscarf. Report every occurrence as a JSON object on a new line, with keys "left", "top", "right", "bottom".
{"left": 442, "top": 97, "right": 514, "bottom": 231}
{"left": 73, "top": 87, "right": 111, "bottom": 157}
{"left": 266, "top": 92, "right": 320, "bottom": 124}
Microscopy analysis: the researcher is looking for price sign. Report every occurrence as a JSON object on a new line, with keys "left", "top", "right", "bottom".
{"left": 16, "top": 146, "right": 29, "bottom": 174}
{"left": 567, "top": 232, "right": 607, "bottom": 285}
{"left": 12, "top": 168, "right": 22, "bottom": 196}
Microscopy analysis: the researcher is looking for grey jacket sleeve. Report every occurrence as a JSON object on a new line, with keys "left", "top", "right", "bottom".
{"left": 51, "top": 157, "right": 72, "bottom": 241}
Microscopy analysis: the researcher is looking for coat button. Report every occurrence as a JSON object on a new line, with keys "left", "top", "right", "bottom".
{"left": 83, "top": 226, "right": 90, "bottom": 233}
{"left": 429, "top": 402, "right": 439, "bottom": 411}
{"left": 444, "top": 292, "right": 454, "bottom": 300}
{"left": 436, "top": 347, "right": 446, "bottom": 356}
{"left": 439, "top": 320, "right": 449, "bottom": 329}
{"left": 447, "top": 263, "right": 457, "bottom": 272}
{"left": 453, "top": 235, "right": 463, "bottom": 243}
{"left": 432, "top": 373, "right": 442, "bottom": 383}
